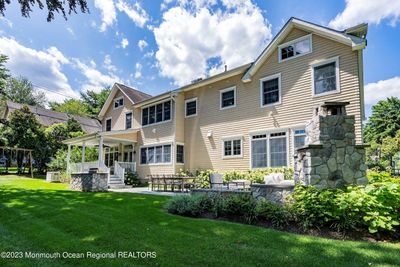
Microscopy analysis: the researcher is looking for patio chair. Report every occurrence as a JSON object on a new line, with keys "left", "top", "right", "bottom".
{"left": 264, "top": 173, "right": 284, "bottom": 184}
{"left": 210, "top": 173, "right": 229, "bottom": 190}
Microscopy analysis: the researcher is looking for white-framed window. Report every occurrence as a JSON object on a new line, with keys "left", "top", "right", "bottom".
{"left": 105, "top": 117, "right": 112, "bottom": 132}
{"left": 140, "top": 144, "right": 172, "bottom": 165}
{"left": 176, "top": 144, "right": 184, "bottom": 163}
{"left": 251, "top": 131, "right": 288, "bottom": 168}
{"left": 220, "top": 86, "right": 236, "bottom": 110}
{"left": 113, "top": 96, "right": 124, "bottom": 109}
{"left": 142, "top": 100, "right": 171, "bottom": 126}
{"left": 185, "top": 98, "right": 197, "bottom": 118}
{"left": 278, "top": 34, "right": 312, "bottom": 62}
{"left": 311, "top": 56, "right": 340, "bottom": 96}
{"left": 293, "top": 128, "right": 306, "bottom": 150}
{"left": 125, "top": 112, "right": 132, "bottom": 129}
{"left": 222, "top": 137, "right": 242, "bottom": 158}
{"left": 260, "top": 73, "right": 281, "bottom": 107}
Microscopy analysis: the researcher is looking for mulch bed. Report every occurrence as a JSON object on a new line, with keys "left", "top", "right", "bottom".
{"left": 198, "top": 212, "right": 399, "bottom": 243}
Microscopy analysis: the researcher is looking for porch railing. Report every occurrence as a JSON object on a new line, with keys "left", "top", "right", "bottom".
{"left": 117, "top": 162, "right": 136, "bottom": 173}
{"left": 70, "top": 161, "right": 110, "bottom": 183}
{"left": 114, "top": 161, "right": 125, "bottom": 182}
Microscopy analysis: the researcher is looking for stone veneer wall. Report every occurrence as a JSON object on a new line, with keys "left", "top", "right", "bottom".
{"left": 251, "top": 182, "right": 294, "bottom": 205}
{"left": 294, "top": 106, "right": 368, "bottom": 189}
{"left": 70, "top": 173, "right": 108, "bottom": 192}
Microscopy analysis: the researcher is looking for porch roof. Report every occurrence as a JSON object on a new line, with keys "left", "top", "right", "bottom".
{"left": 63, "top": 129, "right": 139, "bottom": 146}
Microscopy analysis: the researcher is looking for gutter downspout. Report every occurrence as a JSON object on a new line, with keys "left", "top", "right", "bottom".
{"left": 171, "top": 92, "right": 177, "bottom": 174}
{"left": 357, "top": 49, "right": 365, "bottom": 144}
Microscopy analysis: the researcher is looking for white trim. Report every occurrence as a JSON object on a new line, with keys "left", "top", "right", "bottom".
{"left": 105, "top": 117, "right": 112, "bottom": 132}
{"left": 311, "top": 56, "right": 341, "bottom": 97}
{"left": 291, "top": 127, "right": 306, "bottom": 157}
{"left": 219, "top": 86, "right": 237, "bottom": 110}
{"left": 113, "top": 96, "right": 124, "bottom": 110}
{"left": 98, "top": 84, "right": 135, "bottom": 119}
{"left": 184, "top": 97, "right": 198, "bottom": 118}
{"left": 221, "top": 135, "right": 243, "bottom": 159}
{"left": 141, "top": 99, "right": 172, "bottom": 127}
{"left": 259, "top": 73, "right": 282, "bottom": 108}
{"left": 139, "top": 142, "right": 173, "bottom": 166}
{"left": 278, "top": 34, "right": 312, "bottom": 63}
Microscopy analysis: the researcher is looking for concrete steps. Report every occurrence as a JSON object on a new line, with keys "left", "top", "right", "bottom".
{"left": 108, "top": 175, "right": 125, "bottom": 189}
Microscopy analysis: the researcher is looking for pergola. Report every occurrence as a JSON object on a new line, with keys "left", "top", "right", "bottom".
{"left": 0, "top": 146, "right": 34, "bottom": 178}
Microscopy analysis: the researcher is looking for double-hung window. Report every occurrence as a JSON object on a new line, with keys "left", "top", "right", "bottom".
{"left": 312, "top": 57, "right": 340, "bottom": 96}
{"left": 220, "top": 87, "right": 236, "bottom": 109}
{"left": 293, "top": 129, "right": 306, "bottom": 150}
{"left": 260, "top": 73, "right": 281, "bottom": 106}
{"left": 142, "top": 100, "right": 172, "bottom": 126}
{"left": 125, "top": 112, "right": 132, "bottom": 129}
{"left": 114, "top": 97, "right": 124, "bottom": 109}
{"left": 279, "top": 35, "right": 312, "bottom": 62}
{"left": 105, "top": 118, "right": 112, "bottom": 131}
{"left": 223, "top": 137, "right": 242, "bottom": 158}
{"left": 185, "top": 98, "right": 197, "bottom": 117}
{"left": 140, "top": 144, "right": 172, "bottom": 164}
{"left": 176, "top": 145, "right": 184, "bottom": 163}
{"left": 251, "top": 132, "right": 288, "bottom": 168}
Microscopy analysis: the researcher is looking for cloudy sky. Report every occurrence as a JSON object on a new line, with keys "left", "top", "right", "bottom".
{"left": 0, "top": 0, "right": 399, "bottom": 119}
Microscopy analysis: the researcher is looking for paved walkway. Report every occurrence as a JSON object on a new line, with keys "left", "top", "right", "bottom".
{"left": 108, "top": 186, "right": 188, "bottom": 196}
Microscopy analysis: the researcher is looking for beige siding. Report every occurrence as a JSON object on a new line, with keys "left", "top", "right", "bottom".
{"left": 183, "top": 28, "right": 363, "bottom": 172}
{"left": 102, "top": 91, "right": 134, "bottom": 131}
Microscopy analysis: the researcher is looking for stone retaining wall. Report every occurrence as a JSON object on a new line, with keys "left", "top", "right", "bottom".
{"left": 191, "top": 188, "right": 250, "bottom": 197}
{"left": 70, "top": 173, "right": 108, "bottom": 192}
{"left": 251, "top": 182, "right": 295, "bottom": 204}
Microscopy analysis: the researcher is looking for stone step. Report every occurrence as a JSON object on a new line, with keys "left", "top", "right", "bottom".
{"left": 108, "top": 183, "right": 126, "bottom": 189}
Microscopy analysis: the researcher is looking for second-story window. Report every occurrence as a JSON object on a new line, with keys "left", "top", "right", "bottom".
{"left": 185, "top": 98, "right": 197, "bottom": 117}
{"left": 279, "top": 35, "right": 312, "bottom": 62}
{"left": 106, "top": 118, "right": 112, "bottom": 131}
{"left": 312, "top": 57, "right": 340, "bottom": 96}
{"left": 142, "top": 100, "right": 172, "bottom": 126}
{"left": 260, "top": 73, "right": 281, "bottom": 107}
{"left": 114, "top": 97, "right": 124, "bottom": 109}
{"left": 220, "top": 87, "right": 236, "bottom": 110}
{"left": 125, "top": 112, "right": 132, "bottom": 129}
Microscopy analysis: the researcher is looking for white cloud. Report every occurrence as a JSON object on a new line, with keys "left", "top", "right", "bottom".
{"left": 94, "top": 0, "right": 117, "bottom": 32}
{"left": 153, "top": 0, "right": 272, "bottom": 86}
{"left": 116, "top": 0, "right": 149, "bottom": 28}
{"left": 66, "top": 27, "right": 75, "bottom": 37}
{"left": 364, "top": 76, "right": 400, "bottom": 105}
{"left": 0, "top": 37, "right": 79, "bottom": 102}
{"left": 121, "top": 38, "right": 129, "bottom": 48}
{"left": 73, "top": 59, "right": 122, "bottom": 92}
{"left": 134, "top": 63, "right": 142, "bottom": 78}
{"left": 103, "top": 55, "right": 117, "bottom": 72}
{"left": 0, "top": 17, "right": 13, "bottom": 28}
{"left": 329, "top": 0, "right": 400, "bottom": 30}
{"left": 144, "top": 51, "right": 154, "bottom": 58}
{"left": 138, "top": 39, "right": 148, "bottom": 51}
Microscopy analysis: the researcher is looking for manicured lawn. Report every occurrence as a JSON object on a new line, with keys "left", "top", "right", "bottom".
{"left": 0, "top": 175, "right": 399, "bottom": 267}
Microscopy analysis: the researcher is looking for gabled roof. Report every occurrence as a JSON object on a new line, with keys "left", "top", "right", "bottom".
{"left": 242, "top": 17, "right": 367, "bottom": 82}
{"left": 3, "top": 100, "right": 101, "bottom": 133}
{"left": 98, "top": 83, "right": 152, "bottom": 119}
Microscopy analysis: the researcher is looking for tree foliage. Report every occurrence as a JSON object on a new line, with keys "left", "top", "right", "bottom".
{"left": 80, "top": 87, "right": 111, "bottom": 118}
{"left": 364, "top": 97, "right": 400, "bottom": 144}
{"left": 4, "top": 76, "right": 47, "bottom": 107}
{"left": 0, "top": 0, "right": 89, "bottom": 22}
{"left": 0, "top": 54, "right": 9, "bottom": 92}
{"left": 49, "top": 99, "right": 88, "bottom": 117}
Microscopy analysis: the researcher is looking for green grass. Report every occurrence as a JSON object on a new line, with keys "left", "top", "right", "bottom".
{"left": 0, "top": 175, "right": 399, "bottom": 267}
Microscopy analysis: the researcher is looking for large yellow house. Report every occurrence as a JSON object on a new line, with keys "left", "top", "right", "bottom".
{"left": 64, "top": 17, "right": 368, "bottom": 187}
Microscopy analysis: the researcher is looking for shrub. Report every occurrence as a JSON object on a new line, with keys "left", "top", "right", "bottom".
{"left": 224, "top": 167, "right": 294, "bottom": 184}
{"left": 165, "top": 195, "right": 211, "bottom": 217}
{"left": 256, "top": 200, "right": 291, "bottom": 228}
{"left": 217, "top": 194, "right": 257, "bottom": 223}
{"left": 125, "top": 171, "right": 142, "bottom": 187}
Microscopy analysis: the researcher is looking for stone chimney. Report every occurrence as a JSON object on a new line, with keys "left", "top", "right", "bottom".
{"left": 294, "top": 102, "right": 368, "bottom": 189}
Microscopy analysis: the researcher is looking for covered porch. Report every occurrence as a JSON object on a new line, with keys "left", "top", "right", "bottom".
{"left": 63, "top": 129, "right": 138, "bottom": 188}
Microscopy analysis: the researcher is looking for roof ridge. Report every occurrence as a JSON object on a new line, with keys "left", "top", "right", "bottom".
{"left": 115, "top": 82, "right": 152, "bottom": 98}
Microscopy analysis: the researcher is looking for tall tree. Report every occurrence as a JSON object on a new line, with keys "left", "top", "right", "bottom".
{"left": 0, "top": 0, "right": 89, "bottom": 22}
{"left": 4, "top": 76, "right": 47, "bottom": 107}
{"left": 80, "top": 87, "right": 111, "bottom": 118}
{"left": 49, "top": 99, "right": 88, "bottom": 117}
{"left": 364, "top": 97, "right": 400, "bottom": 144}
{"left": 0, "top": 54, "right": 9, "bottom": 93}
{"left": 2, "top": 105, "right": 50, "bottom": 172}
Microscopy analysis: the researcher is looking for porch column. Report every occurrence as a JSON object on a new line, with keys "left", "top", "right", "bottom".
{"left": 66, "top": 144, "right": 71, "bottom": 174}
{"left": 81, "top": 142, "right": 86, "bottom": 164}
{"left": 98, "top": 136, "right": 104, "bottom": 166}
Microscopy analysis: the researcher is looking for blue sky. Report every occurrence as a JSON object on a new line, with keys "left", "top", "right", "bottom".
{"left": 0, "top": 0, "right": 399, "bottom": 119}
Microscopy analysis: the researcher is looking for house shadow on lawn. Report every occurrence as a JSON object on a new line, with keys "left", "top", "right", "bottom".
{"left": 0, "top": 184, "right": 400, "bottom": 267}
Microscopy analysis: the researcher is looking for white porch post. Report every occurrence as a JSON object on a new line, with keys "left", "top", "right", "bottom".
{"left": 81, "top": 142, "right": 86, "bottom": 163}
{"left": 66, "top": 144, "right": 71, "bottom": 174}
{"left": 98, "top": 136, "right": 104, "bottom": 166}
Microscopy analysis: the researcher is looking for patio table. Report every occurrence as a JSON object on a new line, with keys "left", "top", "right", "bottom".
{"left": 150, "top": 176, "right": 198, "bottom": 192}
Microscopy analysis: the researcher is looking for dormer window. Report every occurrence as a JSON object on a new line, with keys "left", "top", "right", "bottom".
{"left": 114, "top": 97, "right": 124, "bottom": 109}
{"left": 279, "top": 35, "right": 312, "bottom": 62}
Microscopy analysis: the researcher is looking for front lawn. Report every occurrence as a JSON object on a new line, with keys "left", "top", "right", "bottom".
{"left": 0, "top": 175, "right": 399, "bottom": 267}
